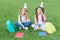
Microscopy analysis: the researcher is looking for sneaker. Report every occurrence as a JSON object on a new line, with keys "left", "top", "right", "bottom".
{"left": 34, "top": 26, "right": 39, "bottom": 30}
{"left": 19, "top": 27, "right": 22, "bottom": 29}
{"left": 25, "top": 27, "right": 28, "bottom": 30}
{"left": 31, "top": 24, "right": 35, "bottom": 28}
{"left": 23, "top": 27, "right": 28, "bottom": 30}
{"left": 40, "top": 26, "right": 46, "bottom": 31}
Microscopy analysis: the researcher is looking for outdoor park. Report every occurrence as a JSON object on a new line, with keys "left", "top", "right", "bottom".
{"left": 0, "top": 0, "right": 60, "bottom": 40}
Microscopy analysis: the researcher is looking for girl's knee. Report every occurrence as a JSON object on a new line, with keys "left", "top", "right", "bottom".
{"left": 24, "top": 21, "right": 32, "bottom": 27}
{"left": 15, "top": 22, "right": 21, "bottom": 27}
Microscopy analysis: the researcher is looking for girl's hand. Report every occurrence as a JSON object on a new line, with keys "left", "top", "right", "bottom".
{"left": 41, "top": 11, "right": 43, "bottom": 15}
{"left": 26, "top": 12, "right": 30, "bottom": 21}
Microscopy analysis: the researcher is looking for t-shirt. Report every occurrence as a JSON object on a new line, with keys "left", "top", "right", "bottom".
{"left": 38, "top": 14, "right": 43, "bottom": 25}
{"left": 21, "top": 15, "right": 27, "bottom": 23}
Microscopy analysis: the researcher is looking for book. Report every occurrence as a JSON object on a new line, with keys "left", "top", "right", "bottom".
{"left": 15, "top": 32, "right": 24, "bottom": 38}
{"left": 38, "top": 31, "right": 46, "bottom": 36}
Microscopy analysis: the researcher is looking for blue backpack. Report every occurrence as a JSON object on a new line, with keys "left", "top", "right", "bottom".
{"left": 6, "top": 20, "right": 15, "bottom": 32}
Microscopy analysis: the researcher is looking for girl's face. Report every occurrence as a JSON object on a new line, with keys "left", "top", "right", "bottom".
{"left": 37, "top": 8, "right": 42, "bottom": 14}
{"left": 21, "top": 8, "right": 27, "bottom": 15}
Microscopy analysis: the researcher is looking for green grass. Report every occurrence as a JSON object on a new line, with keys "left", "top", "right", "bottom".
{"left": 0, "top": 0, "right": 60, "bottom": 40}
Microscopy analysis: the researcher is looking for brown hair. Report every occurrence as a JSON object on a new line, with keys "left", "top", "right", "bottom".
{"left": 35, "top": 7, "right": 44, "bottom": 22}
{"left": 19, "top": 8, "right": 28, "bottom": 21}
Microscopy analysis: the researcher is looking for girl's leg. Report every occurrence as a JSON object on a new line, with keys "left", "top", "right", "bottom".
{"left": 23, "top": 21, "right": 32, "bottom": 27}
{"left": 20, "top": 21, "right": 32, "bottom": 30}
{"left": 31, "top": 24, "right": 40, "bottom": 30}
{"left": 31, "top": 24, "right": 45, "bottom": 30}
{"left": 15, "top": 22, "right": 22, "bottom": 29}
{"left": 39, "top": 24, "right": 46, "bottom": 31}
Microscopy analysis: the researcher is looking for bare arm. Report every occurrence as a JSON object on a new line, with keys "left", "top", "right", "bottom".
{"left": 18, "top": 14, "right": 25, "bottom": 28}
{"left": 43, "top": 14, "right": 46, "bottom": 21}
{"left": 42, "top": 14, "right": 46, "bottom": 24}
{"left": 34, "top": 15, "right": 38, "bottom": 25}
{"left": 41, "top": 11, "right": 46, "bottom": 23}
{"left": 26, "top": 13, "right": 30, "bottom": 21}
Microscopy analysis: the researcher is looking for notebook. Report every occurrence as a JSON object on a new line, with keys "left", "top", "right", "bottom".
{"left": 15, "top": 32, "right": 24, "bottom": 38}
{"left": 38, "top": 31, "right": 46, "bottom": 36}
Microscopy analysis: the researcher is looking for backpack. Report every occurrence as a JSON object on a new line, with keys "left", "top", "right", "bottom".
{"left": 45, "top": 22, "right": 57, "bottom": 34}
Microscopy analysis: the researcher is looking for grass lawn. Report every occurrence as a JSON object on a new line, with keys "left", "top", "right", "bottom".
{"left": 0, "top": 0, "right": 60, "bottom": 40}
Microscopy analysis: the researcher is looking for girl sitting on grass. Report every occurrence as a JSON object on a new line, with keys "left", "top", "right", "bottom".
{"left": 31, "top": 2, "right": 46, "bottom": 30}
{"left": 15, "top": 3, "right": 32, "bottom": 30}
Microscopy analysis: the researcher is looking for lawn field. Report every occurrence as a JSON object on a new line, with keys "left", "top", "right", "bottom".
{"left": 0, "top": 0, "right": 60, "bottom": 40}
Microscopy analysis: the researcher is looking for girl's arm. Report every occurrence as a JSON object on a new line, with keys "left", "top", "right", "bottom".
{"left": 43, "top": 14, "right": 46, "bottom": 23}
{"left": 26, "top": 13, "right": 30, "bottom": 21}
{"left": 41, "top": 11, "right": 46, "bottom": 23}
{"left": 34, "top": 15, "right": 38, "bottom": 25}
{"left": 18, "top": 14, "right": 25, "bottom": 28}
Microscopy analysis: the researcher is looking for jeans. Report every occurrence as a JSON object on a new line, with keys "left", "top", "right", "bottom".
{"left": 15, "top": 21, "right": 32, "bottom": 28}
